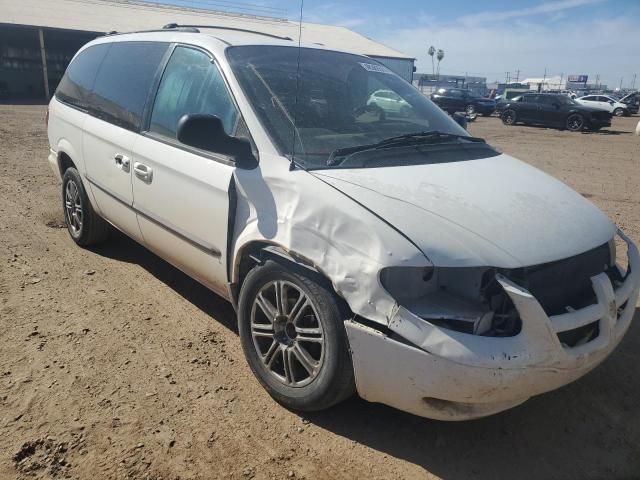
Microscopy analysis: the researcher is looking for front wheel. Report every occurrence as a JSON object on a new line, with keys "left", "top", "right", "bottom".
{"left": 465, "top": 104, "right": 476, "bottom": 116}
{"left": 613, "top": 107, "right": 625, "bottom": 117}
{"left": 566, "top": 113, "right": 585, "bottom": 131}
{"left": 502, "top": 109, "right": 517, "bottom": 125}
{"left": 238, "top": 260, "right": 355, "bottom": 411}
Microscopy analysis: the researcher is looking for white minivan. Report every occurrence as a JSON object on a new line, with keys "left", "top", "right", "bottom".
{"left": 47, "top": 26, "right": 639, "bottom": 421}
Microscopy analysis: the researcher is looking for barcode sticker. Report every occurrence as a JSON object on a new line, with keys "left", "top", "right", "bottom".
{"left": 359, "top": 62, "right": 393, "bottom": 74}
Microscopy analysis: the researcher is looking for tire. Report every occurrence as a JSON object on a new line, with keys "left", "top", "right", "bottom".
{"left": 566, "top": 113, "right": 585, "bottom": 131}
{"left": 502, "top": 109, "right": 517, "bottom": 125}
{"left": 238, "top": 260, "right": 355, "bottom": 411}
{"left": 613, "top": 107, "right": 625, "bottom": 117}
{"left": 62, "top": 168, "right": 109, "bottom": 246}
{"left": 465, "top": 104, "right": 476, "bottom": 116}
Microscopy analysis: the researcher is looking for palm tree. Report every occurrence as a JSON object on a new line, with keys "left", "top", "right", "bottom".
{"left": 436, "top": 49, "right": 445, "bottom": 78}
{"left": 428, "top": 46, "right": 435, "bottom": 76}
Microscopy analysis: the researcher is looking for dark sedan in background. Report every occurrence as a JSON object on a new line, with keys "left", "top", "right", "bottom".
{"left": 430, "top": 88, "right": 496, "bottom": 116}
{"left": 500, "top": 93, "right": 611, "bottom": 131}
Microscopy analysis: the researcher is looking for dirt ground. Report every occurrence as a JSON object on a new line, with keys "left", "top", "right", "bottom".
{"left": 1, "top": 105, "right": 639, "bottom": 480}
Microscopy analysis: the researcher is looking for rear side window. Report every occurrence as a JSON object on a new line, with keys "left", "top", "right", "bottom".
{"left": 90, "top": 42, "right": 169, "bottom": 131}
{"left": 56, "top": 44, "right": 110, "bottom": 109}
{"left": 149, "top": 46, "right": 238, "bottom": 139}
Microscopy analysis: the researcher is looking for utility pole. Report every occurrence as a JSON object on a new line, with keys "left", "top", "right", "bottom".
{"left": 505, "top": 72, "right": 511, "bottom": 84}
{"left": 541, "top": 67, "right": 547, "bottom": 92}
{"left": 595, "top": 74, "right": 600, "bottom": 88}
{"left": 560, "top": 73, "right": 564, "bottom": 90}
{"left": 632, "top": 74, "right": 637, "bottom": 90}
{"left": 619, "top": 77, "right": 623, "bottom": 90}
{"left": 514, "top": 69, "right": 520, "bottom": 83}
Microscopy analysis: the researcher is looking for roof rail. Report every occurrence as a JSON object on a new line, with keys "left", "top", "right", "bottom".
{"left": 162, "top": 23, "right": 292, "bottom": 41}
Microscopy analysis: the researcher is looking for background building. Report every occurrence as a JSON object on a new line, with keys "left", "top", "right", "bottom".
{"left": 413, "top": 73, "right": 488, "bottom": 96}
{"left": 0, "top": 0, "right": 415, "bottom": 101}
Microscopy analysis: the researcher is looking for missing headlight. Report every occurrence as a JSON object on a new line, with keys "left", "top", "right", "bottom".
{"left": 380, "top": 266, "right": 521, "bottom": 337}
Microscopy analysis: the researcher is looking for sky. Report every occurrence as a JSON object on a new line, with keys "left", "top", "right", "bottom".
{"left": 152, "top": 0, "right": 639, "bottom": 88}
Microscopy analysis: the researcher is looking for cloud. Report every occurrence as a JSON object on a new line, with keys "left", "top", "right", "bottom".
{"left": 458, "top": 0, "right": 607, "bottom": 25}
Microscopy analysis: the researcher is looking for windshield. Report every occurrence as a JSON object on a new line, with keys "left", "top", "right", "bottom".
{"left": 227, "top": 46, "right": 470, "bottom": 169}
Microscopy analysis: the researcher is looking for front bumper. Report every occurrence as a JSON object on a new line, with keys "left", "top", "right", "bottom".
{"left": 346, "top": 230, "right": 640, "bottom": 420}
{"left": 48, "top": 148, "right": 61, "bottom": 181}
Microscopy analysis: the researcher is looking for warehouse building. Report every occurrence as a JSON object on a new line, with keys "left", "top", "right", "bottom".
{"left": 0, "top": 0, "right": 415, "bottom": 101}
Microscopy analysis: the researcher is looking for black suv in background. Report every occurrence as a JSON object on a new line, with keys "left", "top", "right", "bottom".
{"left": 619, "top": 92, "right": 639, "bottom": 115}
{"left": 430, "top": 88, "right": 496, "bottom": 116}
{"left": 500, "top": 93, "right": 611, "bottom": 131}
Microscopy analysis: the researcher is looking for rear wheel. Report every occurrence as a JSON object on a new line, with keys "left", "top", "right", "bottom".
{"left": 62, "top": 168, "right": 109, "bottom": 246}
{"left": 465, "top": 104, "right": 476, "bottom": 116}
{"left": 502, "top": 109, "right": 517, "bottom": 125}
{"left": 238, "top": 260, "right": 355, "bottom": 411}
{"left": 566, "top": 113, "right": 584, "bottom": 131}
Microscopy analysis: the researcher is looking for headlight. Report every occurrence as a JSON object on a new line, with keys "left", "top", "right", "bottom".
{"left": 380, "top": 266, "right": 521, "bottom": 337}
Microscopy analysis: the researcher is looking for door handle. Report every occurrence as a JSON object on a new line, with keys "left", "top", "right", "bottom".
{"left": 114, "top": 153, "right": 130, "bottom": 172}
{"left": 133, "top": 162, "right": 153, "bottom": 183}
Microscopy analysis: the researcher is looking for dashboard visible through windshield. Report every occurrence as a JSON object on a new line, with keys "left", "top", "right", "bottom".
{"left": 227, "top": 46, "right": 496, "bottom": 169}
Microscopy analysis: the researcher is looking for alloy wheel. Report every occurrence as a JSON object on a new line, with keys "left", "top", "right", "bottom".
{"left": 250, "top": 280, "right": 325, "bottom": 387}
{"left": 502, "top": 110, "right": 516, "bottom": 125}
{"left": 65, "top": 180, "right": 83, "bottom": 236}
{"left": 567, "top": 114, "right": 584, "bottom": 131}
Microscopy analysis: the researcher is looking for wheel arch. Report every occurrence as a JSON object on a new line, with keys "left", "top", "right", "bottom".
{"left": 230, "top": 240, "right": 343, "bottom": 312}
{"left": 55, "top": 139, "right": 81, "bottom": 177}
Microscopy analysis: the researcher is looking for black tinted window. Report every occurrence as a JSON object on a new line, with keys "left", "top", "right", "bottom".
{"left": 149, "top": 46, "right": 238, "bottom": 139}
{"left": 90, "top": 42, "right": 168, "bottom": 131}
{"left": 523, "top": 94, "right": 539, "bottom": 103}
{"left": 55, "top": 44, "right": 110, "bottom": 109}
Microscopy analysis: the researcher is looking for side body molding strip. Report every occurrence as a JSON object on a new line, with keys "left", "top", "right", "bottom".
{"left": 84, "top": 174, "right": 222, "bottom": 258}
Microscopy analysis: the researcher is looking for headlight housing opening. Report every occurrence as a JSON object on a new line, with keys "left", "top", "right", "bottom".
{"left": 380, "top": 266, "right": 521, "bottom": 337}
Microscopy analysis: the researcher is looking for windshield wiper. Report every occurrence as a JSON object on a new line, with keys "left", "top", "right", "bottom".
{"left": 326, "top": 131, "right": 485, "bottom": 166}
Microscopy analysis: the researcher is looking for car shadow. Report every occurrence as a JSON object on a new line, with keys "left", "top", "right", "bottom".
{"left": 302, "top": 308, "right": 640, "bottom": 480}
{"left": 90, "top": 228, "right": 238, "bottom": 334}
{"left": 581, "top": 129, "right": 628, "bottom": 135}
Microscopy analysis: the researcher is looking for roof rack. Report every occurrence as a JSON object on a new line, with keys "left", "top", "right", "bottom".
{"left": 162, "top": 23, "right": 292, "bottom": 41}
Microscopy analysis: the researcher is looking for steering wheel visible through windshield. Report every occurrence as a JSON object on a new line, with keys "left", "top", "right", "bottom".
{"left": 226, "top": 46, "right": 471, "bottom": 169}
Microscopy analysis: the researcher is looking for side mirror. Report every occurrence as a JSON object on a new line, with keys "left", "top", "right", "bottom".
{"left": 177, "top": 114, "right": 258, "bottom": 170}
{"left": 452, "top": 112, "right": 467, "bottom": 130}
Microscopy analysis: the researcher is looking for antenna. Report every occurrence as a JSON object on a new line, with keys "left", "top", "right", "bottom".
{"left": 289, "top": 0, "right": 304, "bottom": 171}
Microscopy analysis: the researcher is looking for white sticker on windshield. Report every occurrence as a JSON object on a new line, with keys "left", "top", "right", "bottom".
{"left": 359, "top": 62, "right": 393, "bottom": 74}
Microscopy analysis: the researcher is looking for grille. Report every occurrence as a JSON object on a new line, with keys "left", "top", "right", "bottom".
{"left": 499, "top": 243, "right": 611, "bottom": 316}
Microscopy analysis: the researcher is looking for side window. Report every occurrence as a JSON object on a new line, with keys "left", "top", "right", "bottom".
{"left": 522, "top": 94, "right": 535, "bottom": 103}
{"left": 583, "top": 96, "right": 595, "bottom": 101}
{"left": 90, "top": 42, "right": 169, "bottom": 131}
{"left": 149, "top": 46, "right": 239, "bottom": 140}
{"left": 55, "top": 44, "right": 110, "bottom": 109}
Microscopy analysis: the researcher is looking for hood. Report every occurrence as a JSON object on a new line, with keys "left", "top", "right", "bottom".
{"left": 312, "top": 154, "right": 615, "bottom": 268}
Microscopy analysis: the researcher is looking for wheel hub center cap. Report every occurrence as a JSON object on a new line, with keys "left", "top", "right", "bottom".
{"left": 273, "top": 314, "right": 296, "bottom": 345}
